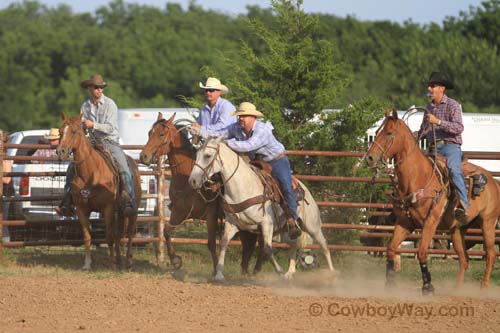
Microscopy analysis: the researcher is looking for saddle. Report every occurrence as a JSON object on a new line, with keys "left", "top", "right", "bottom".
{"left": 220, "top": 159, "right": 305, "bottom": 217}
{"left": 428, "top": 154, "right": 488, "bottom": 201}
{"left": 93, "top": 142, "right": 120, "bottom": 178}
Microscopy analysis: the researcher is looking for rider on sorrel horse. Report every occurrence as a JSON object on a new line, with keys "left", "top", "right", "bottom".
{"left": 365, "top": 108, "right": 500, "bottom": 293}
{"left": 57, "top": 113, "right": 142, "bottom": 270}
{"left": 139, "top": 113, "right": 260, "bottom": 275}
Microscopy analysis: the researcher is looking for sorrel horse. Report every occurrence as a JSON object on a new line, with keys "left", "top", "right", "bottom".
{"left": 365, "top": 108, "right": 500, "bottom": 293}
{"left": 189, "top": 136, "right": 335, "bottom": 281}
{"left": 57, "top": 113, "right": 142, "bottom": 270}
{"left": 139, "top": 113, "right": 260, "bottom": 275}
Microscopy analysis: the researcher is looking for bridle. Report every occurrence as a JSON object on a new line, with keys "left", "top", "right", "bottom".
{"left": 192, "top": 141, "right": 240, "bottom": 197}
{"left": 370, "top": 116, "right": 423, "bottom": 171}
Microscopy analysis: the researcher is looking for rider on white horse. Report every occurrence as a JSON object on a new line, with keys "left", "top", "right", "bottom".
{"left": 190, "top": 101, "right": 302, "bottom": 239}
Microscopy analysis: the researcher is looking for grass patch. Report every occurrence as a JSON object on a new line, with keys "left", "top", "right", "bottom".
{"left": 1, "top": 244, "right": 499, "bottom": 287}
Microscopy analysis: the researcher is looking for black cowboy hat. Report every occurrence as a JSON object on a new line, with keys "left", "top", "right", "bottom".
{"left": 427, "top": 71, "right": 454, "bottom": 89}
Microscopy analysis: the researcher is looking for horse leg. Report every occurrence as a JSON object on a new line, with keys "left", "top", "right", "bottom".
{"left": 261, "top": 219, "right": 284, "bottom": 278}
{"left": 164, "top": 227, "right": 182, "bottom": 270}
{"left": 386, "top": 224, "right": 410, "bottom": 287}
{"left": 103, "top": 208, "right": 117, "bottom": 270}
{"left": 284, "top": 235, "right": 300, "bottom": 280}
{"left": 481, "top": 218, "right": 497, "bottom": 289}
{"left": 305, "top": 225, "right": 335, "bottom": 272}
{"left": 125, "top": 215, "right": 137, "bottom": 269}
{"left": 214, "top": 222, "right": 239, "bottom": 282}
{"left": 113, "top": 210, "right": 123, "bottom": 270}
{"left": 239, "top": 230, "right": 257, "bottom": 275}
{"left": 206, "top": 213, "right": 219, "bottom": 275}
{"left": 253, "top": 233, "right": 265, "bottom": 275}
{"left": 418, "top": 219, "right": 440, "bottom": 295}
{"left": 450, "top": 226, "right": 469, "bottom": 288}
{"left": 76, "top": 209, "right": 92, "bottom": 270}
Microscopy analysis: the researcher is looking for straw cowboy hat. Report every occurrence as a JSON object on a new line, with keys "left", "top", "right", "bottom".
{"left": 80, "top": 74, "right": 108, "bottom": 89}
{"left": 231, "top": 102, "right": 264, "bottom": 118}
{"left": 44, "top": 128, "right": 60, "bottom": 140}
{"left": 427, "top": 71, "right": 454, "bottom": 89}
{"left": 199, "top": 77, "right": 229, "bottom": 94}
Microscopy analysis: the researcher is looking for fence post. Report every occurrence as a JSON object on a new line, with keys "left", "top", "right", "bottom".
{"left": 155, "top": 155, "right": 166, "bottom": 264}
{"left": 0, "top": 130, "right": 5, "bottom": 257}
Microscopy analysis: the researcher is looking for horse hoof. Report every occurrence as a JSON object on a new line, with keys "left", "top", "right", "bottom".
{"left": 213, "top": 273, "right": 226, "bottom": 283}
{"left": 171, "top": 269, "right": 186, "bottom": 281}
{"left": 422, "top": 283, "right": 435, "bottom": 296}
{"left": 171, "top": 255, "right": 183, "bottom": 270}
{"left": 284, "top": 272, "right": 295, "bottom": 280}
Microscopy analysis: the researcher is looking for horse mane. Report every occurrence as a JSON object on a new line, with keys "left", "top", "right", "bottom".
{"left": 151, "top": 118, "right": 197, "bottom": 159}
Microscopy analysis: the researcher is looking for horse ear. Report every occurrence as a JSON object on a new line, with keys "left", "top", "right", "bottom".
{"left": 166, "top": 112, "right": 176, "bottom": 125}
{"left": 157, "top": 112, "right": 163, "bottom": 121}
{"left": 384, "top": 108, "right": 391, "bottom": 118}
{"left": 392, "top": 107, "right": 398, "bottom": 119}
{"left": 61, "top": 112, "right": 67, "bottom": 121}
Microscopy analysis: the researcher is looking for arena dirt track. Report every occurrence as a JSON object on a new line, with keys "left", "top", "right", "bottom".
{"left": 1, "top": 271, "right": 499, "bottom": 332}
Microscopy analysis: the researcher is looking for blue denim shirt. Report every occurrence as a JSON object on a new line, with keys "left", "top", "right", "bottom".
{"left": 80, "top": 94, "right": 120, "bottom": 144}
{"left": 203, "top": 120, "right": 285, "bottom": 162}
{"left": 198, "top": 97, "right": 237, "bottom": 135}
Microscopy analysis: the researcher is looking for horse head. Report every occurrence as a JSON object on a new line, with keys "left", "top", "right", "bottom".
{"left": 189, "top": 136, "right": 224, "bottom": 189}
{"left": 57, "top": 112, "right": 84, "bottom": 160}
{"left": 140, "top": 112, "right": 178, "bottom": 165}
{"left": 365, "top": 108, "right": 411, "bottom": 169}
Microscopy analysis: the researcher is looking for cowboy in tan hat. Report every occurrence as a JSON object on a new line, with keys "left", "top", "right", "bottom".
{"left": 417, "top": 71, "right": 470, "bottom": 226}
{"left": 32, "top": 128, "right": 60, "bottom": 159}
{"left": 57, "top": 74, "right": 137, "bottom": 217}
{"left": 198, "top": 102, "right": 302, "bottom": 239}
{"left": 190, "top": 77, "right": 236, "bottom": 136}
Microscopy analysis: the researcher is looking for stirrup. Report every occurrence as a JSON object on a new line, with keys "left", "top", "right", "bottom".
{"left": 55, "top": 205, "right": 74, "bottom": 217}
{"left": 454, "top": 207, "right": 468, "bottom": 227}
{"left": 288, "top": 219, "right": 302, "bottom": 240}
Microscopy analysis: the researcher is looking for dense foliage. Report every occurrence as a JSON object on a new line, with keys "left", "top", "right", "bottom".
{"left": 1, "top": 0, "right": 498, "bottom": 134}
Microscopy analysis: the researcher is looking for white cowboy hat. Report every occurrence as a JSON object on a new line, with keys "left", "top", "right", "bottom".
{"left": 199, "top": 77, "right": 229, "bottom": 94}
{"left": 44, "top": 128, "right": 60, "bottom": 140}
{"left": 231, "top": 102, "right": 264, "bottom": 118}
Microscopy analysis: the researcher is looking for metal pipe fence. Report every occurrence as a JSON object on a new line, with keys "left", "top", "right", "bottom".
{"left": 1, "top": 137, "right": 500, "bottom": 259}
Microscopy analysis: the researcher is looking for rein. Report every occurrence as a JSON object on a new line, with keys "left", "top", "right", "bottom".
{"left": 370, "top": 116, "right": 447, "bottom": 222}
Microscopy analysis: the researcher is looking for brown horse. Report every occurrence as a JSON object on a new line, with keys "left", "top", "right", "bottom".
{"left": 139, "top": 113, "right": 261, "bottom": 275}
{"left": 365, "top": 108, "right": 500, "bottom": 293}
{"left": 57, "top": 113, "right": 142, "bottom": 270}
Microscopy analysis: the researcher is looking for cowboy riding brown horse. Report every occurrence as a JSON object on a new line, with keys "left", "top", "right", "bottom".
{"left": 139, "top": 112, "right": 262, "bottom": 275}
{"left": 57, "top": 113, "right": 142, "bottom": 270}
{"left": 365, "top": 108, "right": 500, "bottom": 294}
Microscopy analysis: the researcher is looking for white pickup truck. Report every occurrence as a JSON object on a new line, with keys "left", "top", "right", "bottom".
{"left": 7, "top": 129, "right": 68, "bottom": 221}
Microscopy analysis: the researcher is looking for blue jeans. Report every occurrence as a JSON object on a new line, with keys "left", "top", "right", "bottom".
{"left": 269, "top": 155, "right": 298, "bottom": 220}
{"left": 437, "top": 143, "right": 469, "bottom": 208}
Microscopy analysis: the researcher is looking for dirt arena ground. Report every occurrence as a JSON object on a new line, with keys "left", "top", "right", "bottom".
{"left": 1, "top": 270, "right": 499, "bottom": 332}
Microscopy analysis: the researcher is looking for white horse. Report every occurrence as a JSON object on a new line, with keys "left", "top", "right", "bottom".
{"left": 188, "top": 136, "right": 335, "bottom": 281}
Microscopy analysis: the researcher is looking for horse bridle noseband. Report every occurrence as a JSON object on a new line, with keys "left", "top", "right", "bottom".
{"left": 192, "top": 142, "right": 240, "bottom": 195}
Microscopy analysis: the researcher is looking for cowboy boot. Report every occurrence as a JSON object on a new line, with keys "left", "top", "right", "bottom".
{"left": 287, "top": 217, "right": 302, "bottom": 240}
{"left": 454, "top": 200, "right": 470, "bottom": 227}
{"left": 281, "top": 202, "right": 302, "bottom": 240}
{"left": 120, "top": 172, "right": 136, "bottom": 217}
{"left": 55, "top": 187, "right": 74, "bottom": 217}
